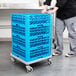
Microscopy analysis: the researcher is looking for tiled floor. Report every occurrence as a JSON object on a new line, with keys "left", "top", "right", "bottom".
{"left": 0, "top": 41, "right": 76, "bottom": 76}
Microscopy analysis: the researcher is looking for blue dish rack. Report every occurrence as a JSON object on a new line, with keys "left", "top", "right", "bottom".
{"left": 11, "top": 13, "right": 52, "bottom": 72}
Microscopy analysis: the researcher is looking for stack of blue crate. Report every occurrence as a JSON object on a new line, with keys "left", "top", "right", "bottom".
{"left": 11, "top": 13, "right": 52, "bottom": 63}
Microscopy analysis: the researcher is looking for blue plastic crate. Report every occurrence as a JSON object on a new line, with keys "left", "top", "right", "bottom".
{"left": 11, "top": 13, "right": 52, "bottom": 62}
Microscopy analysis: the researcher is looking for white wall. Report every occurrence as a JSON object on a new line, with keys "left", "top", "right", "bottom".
{"left": 0, "top": 0, "right": 38, "bottom": 3}
{"left": 51, "top": 0, "right": 56, "bottom": 7}
{"left": 0, "top": 0, "right": 39, "bottom": 8}
{"left": 63, "top": 28, "right": 68, "bottom": 38}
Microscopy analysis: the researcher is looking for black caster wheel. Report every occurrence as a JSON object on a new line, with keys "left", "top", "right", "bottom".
{"left": 48, "top": 58, "right": 52, "bottom": 65}
{"left": 26, "top": 65, "right": 33, "bottom": 72}
{"left": 11, "top": 57, "right": 16, "bottom": 63}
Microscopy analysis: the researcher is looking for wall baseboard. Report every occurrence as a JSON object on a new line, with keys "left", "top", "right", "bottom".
{"left": 0, "top": 38, "right": 11, "bottom": 41}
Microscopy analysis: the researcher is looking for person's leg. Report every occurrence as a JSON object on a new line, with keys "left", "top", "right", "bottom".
{"left": 64, "top": 17, "right": 76, "bottom": 57}
{"left": 52, "top": 18, "right": 66, "bottom": 56}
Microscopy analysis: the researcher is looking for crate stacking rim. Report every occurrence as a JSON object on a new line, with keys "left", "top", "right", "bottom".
{"left": 11, "top": 13, "right": 52, "bottom": 63}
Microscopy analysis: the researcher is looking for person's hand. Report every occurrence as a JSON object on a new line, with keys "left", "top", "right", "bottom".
{"left": 48, "top": 10, "right": 56, "bottom": 14}
{"left": 42, "top": 9, "right": 47, "bottom": 13}
{"left": 48, "top": 7, "right": 58, "bottom": 14}
{"left": 41, "top": 5, "right": 48, "bottom": 13}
